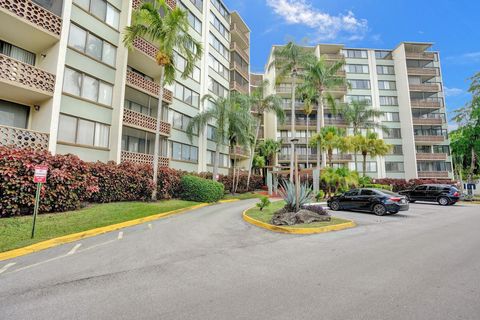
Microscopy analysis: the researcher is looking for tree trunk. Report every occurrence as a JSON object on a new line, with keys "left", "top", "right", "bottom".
{"left": 231, "top": 148, "right": 238, "bottom": 193}
{"left": 353, "top": 127, "right": 358, "bottom": 172}
{"left": 469, "top": 146, "right": 477, "bottom": 183}
{"left": 246, "top": 117, "right": 261, "bottom": 190}
{"left": 290, "top": 75, "right": 297, "bottom": 182}
{"left": 316, "top": 100, "right": 321, "bottom": 169}
{"left": 319, "top": 91, "right": 326, "bottom": 168}
{"left": 362, "top": 153, "right": 367, "bottom": 177}
{"left": 328, "top": 149, "right": 333, "bottom": 167}
{"left": 151, "top": 66, "right": 165, "bottom": 201}
{"left": 306, "top": 114, "right": 309, "bottom": 168}
{"left": 213, "top": 146, "right": 220, "bottom": 181}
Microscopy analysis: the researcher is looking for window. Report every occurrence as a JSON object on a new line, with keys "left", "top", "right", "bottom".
{"left": 208, "top": 54, "right": 229, "bottom": 79}
{"left": 207, "top": 150, "right": 229, "bottom": 167}
{"left": 375, "top": 51, "right": 392, "bottom": 59}
{"left": 209, "top": 33, "right": 229, "bottom": 59}
{"left": 208, "top": 77, "right": 228, "bottom": 97}
{"left": 211, "top": 0, "right": 228, "bottom": 20}
{"left": 171, "top": 141, "right": 198, "bottom": 163}
{"left": 343, "top": 49, "right": 367, "bottom": 59}
{"left": 389, "top": 145, "right": 403, "bottom": 155}
{"left": 174, "top": 82, "right": 200, "bottom": 107}
{"left": 360, "top": 189, "right": 377, "bottom": 196}
{"left": 384, "top": 128, "right": 402, "bottom": 139}
{"left": 382, "top": 112, "right": 400, "bottom": 122}
{"left": 58, "top": 114, "right": 110, "bottom": 148}
{"left": 354, "top": 162, "right": 377, "bottom": 172}
{"left": 377, "top": 65, "right": 395, "bottom": 75}
{"left": 168, "top": 110, "right": 194, "bottom": 132}
{"left": 178, "top": 2, "right": 202, "bottom": 34}
{"left": 378, "top": 80, "right": 396, "bottom": 90}
{"left": 347, "top": 95, "right": 372, "bottom": 105}
{"left": 345, "top": 189, "right": 359, "bottom": 196}
{"left": 433, "top": 145, "right": 450, "bottom": 154}
{"left": 0, "top": 40, "right": 35, "bottom": 65}
{"left": 0, "top": 100, "right": 29, "bottom": 128}
{"left": 417, "top": 161, "right": 452, "bottom": 172}
{"left": 210, "top": 11, "right": 228, "bottom": 39}
{"left": 189, "top": 0, "right": 203, "bottom": 11}
{"left": 74, "top": 0, "right": 120, "bottom": 29}
{"left": 348, "top": 79, "right": 371, "bottom": 90}
{"left": 415, "top": 186, "right": 428, "bottom": 191}
{"left": 174, "top": 51, "right": 201, "bottom": 82}
{"left": 346, "top": 64, "right": 369, "bottom": 74}
{"left": 63, "top": 67, "right": 113, "bottom": 105}
{"left": 380, "top": 96, "right": 398, "bottom": 106}
{"left": 385, "top": 162, "right": 404, "bottom": 172}
{"left": 207, "top": 125, "right": 216, "bottom": 140}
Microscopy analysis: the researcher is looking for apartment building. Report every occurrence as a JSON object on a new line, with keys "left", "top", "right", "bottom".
{"left": 263, "top": 42, "right": 453, "bottom": 180}
{"left": 0, "top": 0, "right": 249, "bottom": 175}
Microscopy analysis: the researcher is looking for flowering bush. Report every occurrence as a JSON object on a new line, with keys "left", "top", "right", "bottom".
{"left": 373, "top": 178, "right": 457, "bottom": 192}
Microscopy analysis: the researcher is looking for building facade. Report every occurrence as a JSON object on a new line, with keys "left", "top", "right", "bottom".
{"left": 0, "top": 0, "right": 249, "bottom": 175}
{"left": 262, "top": 42, "right": 453, "bottom": 180}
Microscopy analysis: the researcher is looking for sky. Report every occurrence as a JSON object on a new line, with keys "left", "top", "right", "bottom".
{"left": 223, "top": 0, "right": 480, "bottom": 123}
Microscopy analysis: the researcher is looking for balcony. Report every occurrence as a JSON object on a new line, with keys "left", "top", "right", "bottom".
{"left": 325, "top": 118, "right": 347, "bottom": 126}
{"left": 411, "top": 99, "right": 443, "bottom": 109}
{"left": 230, "top": 146, "right": 250, "bottom": 159}
{"left": 0, "top": 0, "right": 62, "bottom": 52}
{"left": 418, "top": 171, "right": 449, "bottom": 179}
{"left": 412, "top": 117, "right": 443, "bottom": 125}
{"left": 0, "top": 125, "right": 49, "bottom": 151}
{"left": 230, "top": 61, "right": 249, "bottom": 81}
{"left": 407, "top": 67, "right": 439, "bottom": 77}
{"left": 230, "top": 80, "right": 249, "bottom": 94}
{"left": 230, "top": 42, "right": 249, "bottom": 63}
{"left": 126, "top": 69, "right": 173, "bottom": 103}
{"left": 414, "top": 135, "right": 446, "bottom": 143}
{"left": 0, "top": 53, "right": 55, "bottom": 104}
{"left": 405, "top": 52, "right": 435, "bottom": 60}
{"left": 416, "top": 153, "right": 448, "bottom": 161}
{"left": 409, "top": 83, "right": 441, "bottom": 93}
{"left": 123, "top": 109, "right": 171, "bottom": 136}
{"left": 278, "top": 154, "right": 318, "bottom": 162}
{"left": 120, "top": 150, "right": 169, "bottom": 167}
{"left": 132, "top": 0, "right": 175, "bottom": 10}
{"left": 322, "top": 53, "right": 344, "bottom": 60}
{"left": 231, "top": 23, "right": 249, "bottom": 49}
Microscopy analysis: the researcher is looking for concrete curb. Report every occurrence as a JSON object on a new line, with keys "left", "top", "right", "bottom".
{"left": 0, "top": 202, "right": 213, "bottom": 262}
{"left": 242, "top": 207, "right": 356, "bottom": 235}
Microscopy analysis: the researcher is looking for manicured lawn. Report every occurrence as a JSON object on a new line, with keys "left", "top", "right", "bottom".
{"left": 0, "top": 200, "right": 200, "bottom": 253}
{"left": 245, "top": 200, "right": 351, "bottom": 228}
{"left": 223, "top": 192, "right": 264, "bottom": 200}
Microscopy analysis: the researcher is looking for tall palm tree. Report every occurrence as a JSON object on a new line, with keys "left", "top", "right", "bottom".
{"left": 301, "top": 55, "right": 347, "bottom": 169}
{"left": 123, "top": 0, "right": 202, "bottom": 200}
{"left": 257, "top": 139, "right": 282, "bottom": 167}
{"left": 268, "top": 42, "right": 314, "bottom": 181}
{"left": 245, "top": 80, "right": 284, "bottom": 189}
{"left": 335, "top": 100, "right": 387, "bottom": 171}
{"left": 297, "top": 84, "right": 318, "bottom": 169}
{"left": 186, "top": 94, "right": 251, "bottom": 181}
{"left": 355, "top": 132, "right": 392, "bottom": 177}
{"left": 310, "top": 127, "right": 349, "bottom": 167}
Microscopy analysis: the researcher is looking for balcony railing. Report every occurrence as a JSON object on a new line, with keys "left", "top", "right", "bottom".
{"left": 407, "top": 67, "right": 439, "bottom": 77}
{"left": 0, "top": 0, "right": 62, "bottom": 36}
{"left": 230, "top": 81, "right": 249, "bottom": 94}
{"left": 132, "top": 36, "right": 159, "bottom": 61}
{"left": 412, "top": 117, "right": 444, "bottom": 125}
{"left": 230, "top": 146, "right": 249, "bottom": 158}
{"left": 418, "top": 171, "right": 449, "bottom": 178}
{"left": 325, "top": 118, "right": 347, "bottom": 125}
{"left": 322, "top": 53, "right": 344, "bottom": 60}
{"left": 0, "top": 53, "right": 56, "bottom": 95}
{"left": 414, "top": 135, "right": 446, "bottom": 143}
{"left": 230, "top": 61, "right": 249, "bottom": 80}
{"left": 230, "top": 42, "right": 249, "bottom": 62}
{"left": 123, "top": 109, "right": 171, "bottom": 136}
{"left": 120, "top": 150, "right": 169, "bottom": 167}
{"left": 409, "top": 83, "right": 441, "bottom": 92}
{"left": 411, "top": 99, "right": 443, "bottom": 109}
{"left": 231, "top": 23, "right": 249, "bottom": 47}
{"left": 405, "top": 52, "right": 435, "bottom": 60}
{"left": 416, "top": 153, "right": 448, "bottom": 161}
{"left": 132, "top": 0, "right": 175, "bottom": 10}
{"left": 278, "top": 154, "right": 352, "bottom": 161}
{"left": 126, "top": 70, "right": 173, "bottom": 103}
{"left": 0, "top": 125, "right": 49, "bottom": 151}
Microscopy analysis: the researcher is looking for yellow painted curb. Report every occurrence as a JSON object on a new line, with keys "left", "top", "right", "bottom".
{"left": 242, "top": 208, "right": 356, "bottom": 235}
{"left": 218, "top": 199, "right": 241, "bottom": 203}
{"left": 0, "top": 203, "right": 210, "bottom": 262}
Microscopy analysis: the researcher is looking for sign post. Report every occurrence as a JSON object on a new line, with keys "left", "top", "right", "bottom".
{"left": 32, "top": 165, "right": 48, "bottom": 238}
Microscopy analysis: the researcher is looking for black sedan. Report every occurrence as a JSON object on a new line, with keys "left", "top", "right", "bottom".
{"left": 398, "top": 184, "right": 460, "bottom": 206}
{"left": 327, "top": 188, "right": 409, "bottom": 216}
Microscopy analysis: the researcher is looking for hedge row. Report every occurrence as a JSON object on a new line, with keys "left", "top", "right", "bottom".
{"left": 0, "top": 147, "right": 264, "bottom": 217}
{"left": 373, "top": 178, "right": 457, "bottom": 192}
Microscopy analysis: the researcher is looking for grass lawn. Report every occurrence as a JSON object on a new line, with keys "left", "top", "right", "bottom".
{"left": 245, "top": 200, "right": 351, "bottom": 228}
{"left": 223, "top": 192, "right": 264, "bottom": 200}
{"left": 0, "top": 200, "right": 200, "bottom": 253}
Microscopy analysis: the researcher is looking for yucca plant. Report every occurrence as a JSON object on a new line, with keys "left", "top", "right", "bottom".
{"left": 278, "top": 180, "right": 313, "bottom": 212}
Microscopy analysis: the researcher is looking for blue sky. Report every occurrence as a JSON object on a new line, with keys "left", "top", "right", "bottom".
{"left": 223, "top": 0, "right": 480, "bottom": 121}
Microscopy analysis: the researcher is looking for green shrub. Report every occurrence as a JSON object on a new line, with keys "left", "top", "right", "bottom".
{"left": 180, "top": 175, "right": 224, "bottom": 203}
{"left": 359, "top": 176, "right": 373, "bottom": 186}
{"left": 362, "top": 183, "right": 393, "bottom": 191}
{"left": 256, "top": 196, "right": 271, "bottom": 211}
{"left": 315, "top": 190, "right": 325, "bottom": 201}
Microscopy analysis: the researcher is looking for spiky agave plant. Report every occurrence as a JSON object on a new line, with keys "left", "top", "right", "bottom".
{"left": 278, "top": 180, "right": 313, "bottom": 212}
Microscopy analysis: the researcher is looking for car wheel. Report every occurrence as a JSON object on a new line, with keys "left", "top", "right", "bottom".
{"left": 438, "top": 197, "right": 449, "bottom": 206}
{"left": 330, "top": 200, "right": 340, "bottom": 211}
{"left": 373, "top": 204, "right": 387, "bottom": 216}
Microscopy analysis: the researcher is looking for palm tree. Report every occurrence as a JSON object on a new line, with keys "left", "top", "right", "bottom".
{"left": 335, "top": 100, "right": 387, "bottom": 171}
{"left": 297, "top": 84, "right": 318, "bottom": 169}
{"left": 186, "top": 94, "right": 251, "bottom": 181}
{"left": 245, "top": 80, "right": 284, "bottom": 189}
{"left": 257, "top": 139, "right": 282, "bottom": 167}
{"left": 123, "top": 0, "right": 202, "bottom": 200}
{"left": 355, "top": 132, "right": 392, "bottom": 177}
{"left": 301, "top": 55, "right": 347, "bottom": 169}
{"left": 310, "top": 127, "right": 349, "bottom": 167}
{"left": 268, "top": 42, "right": 314, "bottom": 181}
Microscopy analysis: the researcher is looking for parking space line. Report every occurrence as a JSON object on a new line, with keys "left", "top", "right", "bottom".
{"left": 118, "top": 231, "right": 123, "bottom": 240}
{"left": 0, "top": 262, "right": 16, "bottom": 274}
{"left": 67, "top": 244, "right": 82, "bottom": 255}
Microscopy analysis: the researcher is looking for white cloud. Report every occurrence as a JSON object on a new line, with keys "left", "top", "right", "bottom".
{"left": 266, "top": 0, "right": 368, "bottom": 41}
{"left": 444, "top": 87, "right": 465, "bottom": 97}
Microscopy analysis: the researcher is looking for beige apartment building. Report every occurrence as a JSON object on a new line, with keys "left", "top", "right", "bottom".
{"left": 0, "top": 0, "right": 250, "bottom": 175}
{"left": 262, "top": 43, "right": 453, "bottom": 180}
